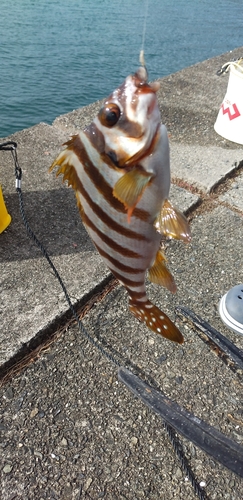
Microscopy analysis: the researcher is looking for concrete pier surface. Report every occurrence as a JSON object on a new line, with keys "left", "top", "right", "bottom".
{"left": 1, "top": 48, "right": 243, "bottom": 499}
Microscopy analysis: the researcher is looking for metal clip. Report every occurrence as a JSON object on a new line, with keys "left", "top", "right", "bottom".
{"left": 216, "top": 62, "right": 231, "bottom": 76}
{"left": 216, "top": 57, "right": 243, "bottom": 76}
{"left": 15, "top": 178, "right": 21, "bottom": 189}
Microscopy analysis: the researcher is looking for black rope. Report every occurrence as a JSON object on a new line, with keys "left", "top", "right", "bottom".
{"left": 164, "top": 423, "right": 208, "bottom": 500}
{"left": 0, "top": 141, "right": 209, "bottom": 500}
{"left": 8, "top": 143, "right": 119, "bottom": 368}
{"left": 0, "top": 141, "right": 18, "bottom": 151}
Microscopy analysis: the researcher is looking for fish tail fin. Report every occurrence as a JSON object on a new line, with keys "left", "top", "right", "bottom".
{"left": 129, "top": 299, "right": 183, "bottom": 344}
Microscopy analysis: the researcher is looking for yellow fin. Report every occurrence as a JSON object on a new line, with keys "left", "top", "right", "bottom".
{"left": 154, "top": 199, "right": 191, "bottom": 243}
{"left": 75, "top": 192, "right": 85, "bottom": 220}
{"left": 148, "top": 249, "right": 176, "bottom": 293}
{"left": 50, "top": 141, "right": 84, "bottom": 218}
{"left": 129, "top": 299, "right": 183, "bottom": 344}
{"left": 50, "top": 147, "right": 79, "bottom": 190}
{"left": 113, "top": 168, "right": 153, "bottom": 221}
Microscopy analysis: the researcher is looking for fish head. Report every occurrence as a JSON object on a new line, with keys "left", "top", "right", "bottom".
{"left": 91, "top": 67, "right": 161, "bottom": 169}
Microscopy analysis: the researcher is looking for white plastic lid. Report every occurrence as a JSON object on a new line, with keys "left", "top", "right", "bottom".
{"left": 219, "top": 284, "right": 243, "bottom": 335}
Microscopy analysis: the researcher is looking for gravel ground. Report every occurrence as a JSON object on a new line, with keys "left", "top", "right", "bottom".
{"left": 1, "top": 206, "right": 243, "bottom": 500}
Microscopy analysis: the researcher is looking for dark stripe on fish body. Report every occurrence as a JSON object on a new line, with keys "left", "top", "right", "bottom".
{"left": 96, "top": 95, "right": 142, "bottom": 138}
{"left": 111, "top": 269, "right": 144, "bottom": 288}
{"left": 71, "top": 134, "right": 124, "bottom": 209}
{"left": 75, "top": 177, "right": 148, "bottom": 241}
{"left": 84, "top": 122, "right": 106, "bottom": 154}
{"left": 126, "top": 290, "right": 147, "bottom": 301}
{"left": 70, "top": 134, "right": 149, "bottom": 221}
{"left": 83, "top": 212, "right": 143, "bottom": 259}
{"left": 94, "top": 241, "right": 144, "bottom": 275}
{"left": 115, "top": 112, "right": 142, "bottom": 138}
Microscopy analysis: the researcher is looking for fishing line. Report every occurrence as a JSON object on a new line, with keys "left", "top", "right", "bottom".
{"left": 139, "top": 0, "right": 149, "bottom": 67}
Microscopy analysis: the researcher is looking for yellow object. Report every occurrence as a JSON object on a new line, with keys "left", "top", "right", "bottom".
{"left": 0, "top": 185, "right": 11, "bottom": 233}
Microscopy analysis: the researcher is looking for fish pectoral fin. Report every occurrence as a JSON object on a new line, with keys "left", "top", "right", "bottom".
{"left": 113, "top": 168, "right": 153, "bottom": 221}
{"left": 154, "top": 199, "right": 191, "bottom": 243}
{"left": 129, "top": 299, "right": 183, "bottom": 344}
{"left": 148, "top": 249, "right": 176, "bottom": 293}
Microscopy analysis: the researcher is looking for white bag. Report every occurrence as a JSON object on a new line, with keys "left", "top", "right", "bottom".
{"left": 214, "top": 60, "right": 243, "bottom": 145}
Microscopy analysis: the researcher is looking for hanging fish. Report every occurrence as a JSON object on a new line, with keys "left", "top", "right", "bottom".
{"left": 50, "top": 66, "right": 191, "bottom": 344}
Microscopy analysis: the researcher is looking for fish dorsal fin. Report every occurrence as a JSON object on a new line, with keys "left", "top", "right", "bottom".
{"left": 113, "top": 168, "right": 153, "bottom": 222}
{"left": 148, "top": 249, "right": 176, "bottom": 293}
{"left": 50, "top": 138, "right": 80, "bottom": 191}
{"left": 154, "top": 199, "right": 191, "bottom": 243}
{"left": 50, "top": 137, "right": 85, "bottom": 218}
{"left": 129, "top": 299, "right": 183, "bottom": 344}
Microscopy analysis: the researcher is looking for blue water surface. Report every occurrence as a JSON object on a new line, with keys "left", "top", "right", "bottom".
{"left": 0, "top": 0, "right": 242, "bottom": 137}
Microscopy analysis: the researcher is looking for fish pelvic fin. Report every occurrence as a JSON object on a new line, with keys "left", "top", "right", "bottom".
{"left": 129, "top": 299, "right": 183, "bottom": 344}
{"left": 148, "top": 249, "right": 176, "bottom": 293}
{"left": 154, "top": 199, "right": 191, "bottom": 243}
{"left": 113, "top": 168, "right": 153, "bottom": 222}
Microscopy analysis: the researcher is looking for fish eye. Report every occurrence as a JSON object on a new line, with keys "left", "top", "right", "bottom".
{"left": 98, "top": 103, "right": 120, "bottom": 127}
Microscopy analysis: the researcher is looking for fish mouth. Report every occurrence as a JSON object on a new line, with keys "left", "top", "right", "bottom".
{"left": 134, "top": 66, "right": 148, "bottom": 84}
{"left": 123, "top": 124, "right": 160, "bottom": 167}
{"left": 133, "top": 67, "right": 160, "bottom": 93}
{"left": 105, "top": 69, "right": 161, "bottom": 170}
{"left": 107, "top": 124, "right": 161, "bottom": 170}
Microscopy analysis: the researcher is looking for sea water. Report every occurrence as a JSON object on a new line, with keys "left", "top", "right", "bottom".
{"left": 0, "top": 0, "right": 242, "bottom": 137}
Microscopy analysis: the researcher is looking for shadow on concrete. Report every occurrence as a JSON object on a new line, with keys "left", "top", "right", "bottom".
{"left": 0, "top": 188, "right": 94, "bottom": 262}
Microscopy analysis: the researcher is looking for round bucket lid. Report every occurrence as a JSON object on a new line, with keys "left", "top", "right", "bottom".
{"left": 219, "top": 284, "right": 243, "bottom": 335}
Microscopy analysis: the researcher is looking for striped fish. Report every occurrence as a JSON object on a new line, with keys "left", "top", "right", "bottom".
{"left": 50, "top": 66, "right": 191, "bottom": 344}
